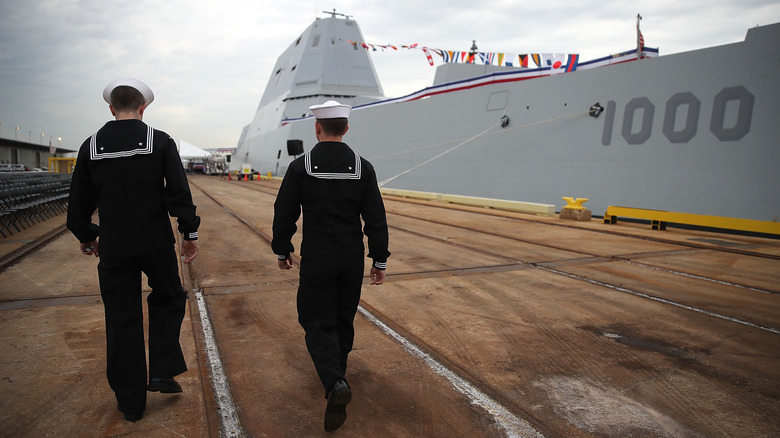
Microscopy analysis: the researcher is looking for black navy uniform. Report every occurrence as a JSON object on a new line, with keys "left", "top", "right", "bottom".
{"left": 67, "top": 119, "right": 200, "bottom": 415}
{"left": 272, "top": 141, "right": 390, "bottom": 394}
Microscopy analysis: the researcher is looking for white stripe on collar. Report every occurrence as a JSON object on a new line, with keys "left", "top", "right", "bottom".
{"left": 304, "top": 150, "right": 361, "bottom": 180}
{"left": 90, "top": 125, "right": 154, "bottom": 160}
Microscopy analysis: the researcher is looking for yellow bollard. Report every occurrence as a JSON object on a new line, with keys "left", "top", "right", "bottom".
{"left": 560, "top": 197, "right": 592, "bottom": 221}
{"left": 562, "top": 197, "right": 589, "bottom": 210}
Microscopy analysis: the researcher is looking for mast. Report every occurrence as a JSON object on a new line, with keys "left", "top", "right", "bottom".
{"left": 323, "top": 9, "right": 352, "bottom": 19}
{"left": 468, "top": 40, "right": 478, "bottom": 64}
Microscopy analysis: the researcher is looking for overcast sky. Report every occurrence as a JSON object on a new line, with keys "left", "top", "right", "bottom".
{"left": 1, "top": 0, "right": 778, "bottom": 152}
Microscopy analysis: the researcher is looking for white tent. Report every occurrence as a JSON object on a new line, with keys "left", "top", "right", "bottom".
{"left": 179, "top": 140, "right": 211, "bottom": 159}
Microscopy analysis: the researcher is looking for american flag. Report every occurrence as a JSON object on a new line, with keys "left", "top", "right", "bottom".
{"left": 637, "top": 14, "right": 644, "bottom": 50}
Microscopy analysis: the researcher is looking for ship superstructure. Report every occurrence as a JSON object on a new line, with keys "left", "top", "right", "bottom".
{"left": 235, "top": 15, "right": 384, "bottom": 174}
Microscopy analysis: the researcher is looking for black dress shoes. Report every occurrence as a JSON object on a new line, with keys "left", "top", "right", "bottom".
{"left": 117, "top": 405, "right": 143, "bottom": 422}
{"left": 147, "top": 377, "right": 183, "bottom": 393}
{"left": 324, "top": 380, "right": 352, "bottom": 432}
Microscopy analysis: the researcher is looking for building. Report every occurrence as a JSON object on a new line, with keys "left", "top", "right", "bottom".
{"left": 0, "top": 138, "right": 76, "bottom": 170}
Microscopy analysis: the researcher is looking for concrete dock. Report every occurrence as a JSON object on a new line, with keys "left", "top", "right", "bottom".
{"left": 1, "top": 174, "right": 778, "bottom": 437}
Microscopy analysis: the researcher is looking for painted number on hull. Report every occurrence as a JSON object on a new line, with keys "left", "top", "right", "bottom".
{"left": 601, "top": 86, "right": 754, "bottom": 145}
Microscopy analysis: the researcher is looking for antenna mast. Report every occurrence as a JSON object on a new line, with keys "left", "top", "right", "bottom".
{"left": 323, "top": 9, "right": 352, "bottom": 19}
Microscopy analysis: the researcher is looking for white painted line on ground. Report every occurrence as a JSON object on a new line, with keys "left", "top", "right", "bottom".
{"left": 194, "top": 289, "right": 244, "bottom": 438}
{"left": 358, "top": 305, "right": 545, "bottom": 438}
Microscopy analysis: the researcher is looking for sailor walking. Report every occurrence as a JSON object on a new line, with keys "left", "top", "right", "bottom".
{"left": 272, "top": 100, "right": 390, "bottom": 432}
{"left": 67, "top": 78, "right": 200, "bottom": 422}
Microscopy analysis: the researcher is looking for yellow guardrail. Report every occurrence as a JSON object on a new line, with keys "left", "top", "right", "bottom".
{"left": 603, "top": 206, "right": 780, "bottom": 235}
{"left": 380, "top": 188, "right": 556, "bottom": 216}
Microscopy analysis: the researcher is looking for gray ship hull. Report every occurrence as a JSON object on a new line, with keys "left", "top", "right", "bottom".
{"left": 235, "top": 18, "right": 780, "bottom": 222}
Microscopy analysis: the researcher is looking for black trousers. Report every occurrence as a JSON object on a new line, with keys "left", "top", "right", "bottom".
{"left": 297, "top": 255, "right": 364, "bottom": 397}
{"left": 97, "top": 247, "right": 188, "bottom": 414}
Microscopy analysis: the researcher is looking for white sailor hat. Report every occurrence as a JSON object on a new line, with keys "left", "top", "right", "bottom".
{"left": 309, "top": 100, "right": 351, "bottom": 119}
{"left": 103, "top": 78, "right": 155, "bottom": 105}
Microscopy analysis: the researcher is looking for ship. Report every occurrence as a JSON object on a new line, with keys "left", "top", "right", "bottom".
{"left": 233, "top": 13, "right": 780, "bottom": 222}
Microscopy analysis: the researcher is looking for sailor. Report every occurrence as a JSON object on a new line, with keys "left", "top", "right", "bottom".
{"left": 67, "top": 78, "right": 200, "bottom": 422}
{"left": 272, "top": 100, "right": 390, "bottom": 432}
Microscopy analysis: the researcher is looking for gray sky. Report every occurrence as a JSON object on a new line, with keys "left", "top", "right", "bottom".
{"left": 1, "top": 0, "right": 778, "bottom": 152}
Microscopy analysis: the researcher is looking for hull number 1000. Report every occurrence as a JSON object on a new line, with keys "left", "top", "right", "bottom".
{"left": 601, "top": 86, "right": 754, "bottom": 145}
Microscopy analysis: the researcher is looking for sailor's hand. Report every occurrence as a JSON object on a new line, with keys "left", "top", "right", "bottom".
{"left": 181, "top": 240, "right": 199, "bottom": 263}
{"left": 370, "top": 267, "right": 385, "bottom": 285}
{"left": 80, "top": 240, "right": 99, "bottom": 258}
{"left": 277, "top": 256, "right": 293, "bottom": 270}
